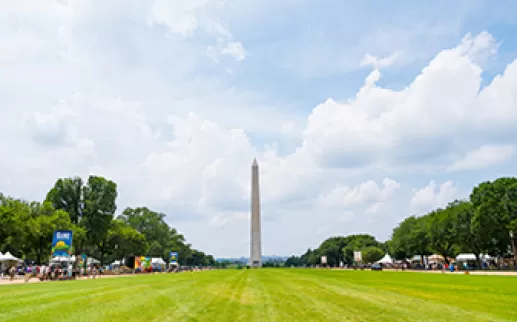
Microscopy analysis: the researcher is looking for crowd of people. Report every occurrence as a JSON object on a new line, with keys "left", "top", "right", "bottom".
{"left": 2, "top": 263, "right": 104, "bottom": 282}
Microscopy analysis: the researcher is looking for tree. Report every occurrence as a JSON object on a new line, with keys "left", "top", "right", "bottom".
{"left": 426, "top": 204, "right": 461, "bottom": 264}
{"left": 46, "top": 177, "right": 84, "bottom": 225}
{"left": 390, "top": 216, "right": 430, "bottom": 262}
{"left": 25, "top": 201, "right": 73, "bottom": 264}
{"left": 119, "top": 207, "right": 201, "bottom": 265}
{"left": 341, "top": 234, "right": 382, "bottom": 264}
{"left": 470, "top": 178, "right": 517, "bottom": 264}
{"left": 2, "top": 175, "right": 217, "bottom": 266}
{"left": 361, "top": 246, "right": 384, "bottom": 263}
{"left": 105, "top": 219, "right": 148, "bottom": 263}
{"left": 300, "top": 248, "right": 316, "bottom": 266}
{"left": 453, "top": 200, "right": 485, "bottom": 268}
{"left": 317, "top": 237, "right": 349, "bottom": 266}
{"left": 120, "top": 207, "right": 171, "bottom": 257}
{"left": 46, "top": 175, "right": 117, "bottom": 263}
{"left": 0, "top": 197, "right": 32, "bottom": 257}
{"left": 82, "top": 176, "right": 118, "bottom": 265}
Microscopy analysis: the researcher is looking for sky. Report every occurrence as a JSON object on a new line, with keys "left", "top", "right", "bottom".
{"left": 1, "top": 0, "right": 517, "bottom": 258}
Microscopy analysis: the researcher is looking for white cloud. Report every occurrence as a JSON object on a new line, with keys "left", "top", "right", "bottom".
{"left": 411, "top": 181, "right": 457, "bottom": 211}
{"left": 319, "top": 178, "right": 400, "bottom": 213}
{"left": 221, "top": 41, "right": 246, "bottom": 61}
{"left": 148, "top": 0, "right": 246, "bottom": 61}
{"left": 148, "top": 0, "right": 209, "bottom": 37}
{"left": 2, "top": 1, "right": 517, "bottom": 257}
{"left": 448, "top": 145, "right": 514, "bottom": 171}
{"left": 298, "top": 32, "right": 517, "bottom": 170}
{"left": 360, "top": 52, "right": 401, "bottom": 69}
{"left": 209, "top": 212, "right": 248, "bottom": 228}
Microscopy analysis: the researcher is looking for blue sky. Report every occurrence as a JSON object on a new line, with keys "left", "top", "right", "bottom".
{"left": 1, "top": 0, "right": 517, "bottom": 257}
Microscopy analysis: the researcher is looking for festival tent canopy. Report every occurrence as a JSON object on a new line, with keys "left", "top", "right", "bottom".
{"left": 151, "top": 258, "right": 166, "bottom": 265}
{"left": 51, "top": 255, "right": 76, "bottom": 263}
{"left": 88, "top": 258, "right": 100, "bottom": 264}
{"left": 376, "top": 254, "right": 393, "bottom": 264}
{"left": 51, "top": 256, "right": 100, "bottom": 265}
{"left": 456, "top": 253, "right": 491, "bottom": 261}
{"left": 0, "top": 252, "right": 22, "bottom": 262}
{"left": 428, "top": 254, "right": 443, "bottom": 262}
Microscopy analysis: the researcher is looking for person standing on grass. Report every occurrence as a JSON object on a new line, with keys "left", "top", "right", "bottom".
{"left": 9, "top": 266, "right": 15, "bottom": 281}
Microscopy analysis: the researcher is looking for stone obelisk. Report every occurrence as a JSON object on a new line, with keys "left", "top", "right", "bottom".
{"left": 250, "top": 158, "right": 262, "bottom": 268}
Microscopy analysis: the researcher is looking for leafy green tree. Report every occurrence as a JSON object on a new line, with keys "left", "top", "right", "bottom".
{"left": 426, "top": 204, "right": 461, "bottom": 264}
{"left": 82, "top": 176, "right": 118, "bottom": 265}
{"left": 118, "top": 206, "right": 209, "bottom": 265}
{"left": 471, "top": 178, "right": 517, "bottom": 266}
{"left": 120, "top": 207, "right": 171, "bottom": 257}
{"left": 25, "top": 201, "right": 73, "bottom": 264}
{"left": 503, "top": 182, "right": 517, "bottom": 266}
{"left": 317, "top": 237, "right": 350, "bottom": 266}
{"left": 390, "top": 216, "right": 430, "bottom": 262}
{"left": 105, "top": 219, "right": 148, "bottom": 263}
{"left": 342, "top": 234, "right": 382, "bottom": 264}
{"left": 452, "top": 200, "right": 486, "bottom": 267}
{"left": 285, "top": 256, "right": 303, "bottom": 267}
{"left": 361, "top": 246, "right": 384, "bottom": 263}
{"left": 0, "top": 197, "right": 32, "bottom": 257}
{"left": 46, "top": 177, "right": 84, "bottom": 225}
{"left": 46, "top": 175, "right": 117, "bottom": 263}
{"left": 147, "top": 241, "right": 163, "bottom": 257}
{"left": 470, "top": 179, "right": 517, "bottom": 262}
{"left": 301, "top": 248, "right": 318, "bottom": 266}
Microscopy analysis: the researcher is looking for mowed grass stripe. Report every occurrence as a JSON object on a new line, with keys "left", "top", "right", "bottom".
{"left": 258, "top": 269, "right": 372, "bottom": 321}
{"left": 1, "top": 269, "right": 516, "bottom": 321}
{"left": 65, "top": 274, "right": 204, "bottom": 322}
{"left": 302, "top": 269, "right": 517, "bottom": 320}
{"left": 282, "top": 270, "right": 504, "bottom": 322}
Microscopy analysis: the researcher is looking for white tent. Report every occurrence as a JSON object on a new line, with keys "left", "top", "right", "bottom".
{"left": 376, "top": 254, "right": 393, "bottom": 264}
{"left": 151, "top": 258, "right": 166, "bottom": 265}
{"left": 428, "top": 254, "right": 444, "bottom": 262}
{"left": 456, "top": 253, "right": 491, "bottom": 261}
{"left": 51, "top": 255, "right": 76, "bottom": 263}
{"left": 0, "top": 252, "right": 22, "bottom": 262}
{"left": 87, "top": 258, "right": 100, "bottom": 265}
{"left": 50, "top": 256, "right": 100, "bottom": 265}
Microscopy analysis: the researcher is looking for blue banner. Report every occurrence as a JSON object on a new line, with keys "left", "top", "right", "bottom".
{"left": 51, "top": 230, "right": 73, "bottom": 257}
{"left": 169, "top": 251, "right": 178, "bottom": 263}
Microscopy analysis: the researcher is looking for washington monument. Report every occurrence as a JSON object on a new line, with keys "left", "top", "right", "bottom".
{"left": 250, "top": 158, "right": 262, "bottom": 268}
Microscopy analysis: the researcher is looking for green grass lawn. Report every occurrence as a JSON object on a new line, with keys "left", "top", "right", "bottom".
{"left": 1, "top": 269, "right": 516, "bottom": 321}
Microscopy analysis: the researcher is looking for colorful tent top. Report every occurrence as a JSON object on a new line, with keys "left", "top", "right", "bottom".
{"left": 135, "top": 256, "right": 151, "bottom": 270}
{"left": 375, "top": 253, "right": 393, "bottom": 264}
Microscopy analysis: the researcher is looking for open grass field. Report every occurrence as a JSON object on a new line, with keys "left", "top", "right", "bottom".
{"left": 1, "top": 269, "right": 516, "bottom": 322}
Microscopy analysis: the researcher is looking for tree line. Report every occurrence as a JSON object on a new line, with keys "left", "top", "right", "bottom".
{"left": 285, "top": 234, "right": 389, "bottom": 267}
{"left": 0, "top": 175, "right": 216, "bottom": 267}
{"left": 286, "top": 177, "right": 517, "bottom": 269}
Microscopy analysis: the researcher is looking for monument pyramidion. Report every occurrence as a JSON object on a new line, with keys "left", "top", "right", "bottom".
{"left": 250, "top": 158, "right": 262, "bottom": 268}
